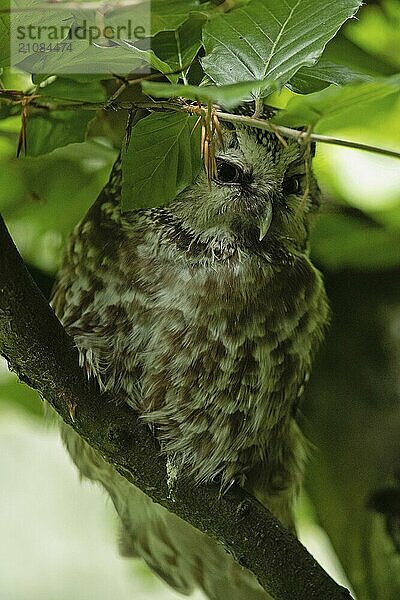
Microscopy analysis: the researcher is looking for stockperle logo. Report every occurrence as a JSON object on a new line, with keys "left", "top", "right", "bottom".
{"left": 10, "top": 0, "right": 151, "bottom": 74}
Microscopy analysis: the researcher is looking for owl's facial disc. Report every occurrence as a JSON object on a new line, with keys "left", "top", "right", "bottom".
{"left": 172, "top": 125, "right": 318, "bottom": 250}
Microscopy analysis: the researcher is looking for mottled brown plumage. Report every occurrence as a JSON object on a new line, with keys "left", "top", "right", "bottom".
{"left": 52, "top": 117, "right": 329, "bottom": 599}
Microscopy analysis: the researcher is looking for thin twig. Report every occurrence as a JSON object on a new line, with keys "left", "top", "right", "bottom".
{"left": 105, "top": 64, "right": 193, "bottom": 110}
{"left": 215, "top": 111, "right": 400, "bottom": 159}
{"left": 0, "top": 92, "right": 399, "bottom": 159}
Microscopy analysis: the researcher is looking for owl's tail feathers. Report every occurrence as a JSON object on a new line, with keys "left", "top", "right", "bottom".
{"left": 61, "top": 421, "right": 272, "bottom": 600}
{"left": 119, "top": 512, "right": 272, "bottom": 600}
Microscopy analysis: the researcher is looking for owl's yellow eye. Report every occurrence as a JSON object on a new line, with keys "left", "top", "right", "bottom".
{"left": 282, "top": 175, "right": 303, "bottom": 196}
{"left": 215, "top": 160, "right": 243, "bottom": 185}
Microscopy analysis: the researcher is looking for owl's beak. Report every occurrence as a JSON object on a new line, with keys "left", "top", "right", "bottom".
{"left": 258, "top": 203, "right": 273, "bottom": 241}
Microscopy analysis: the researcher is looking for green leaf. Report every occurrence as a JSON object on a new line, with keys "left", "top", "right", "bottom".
{"left": 274, "top": 75, "right": 400, "bottom": 131}
{"left": 122, "top": 112, "right": 202, "bottom": 210}
{"left": 6, "top": 0, "right": 73, "bottom": 70}
{"left": 149, "top": 0, "right": 205, "bottom": 35}
{"left": 150, "top": 14, "right": 206, "bottom": 81}
{"left": 142, "top": 79, "right": 268, "bottom": 107}
{"left": 37, "top": 76, "right": 106, "bottom": 103}
{"left": 0, "top": 0, "right": 10, "bottom": 68}
{"left": 16, "top": 40, "right": 170, "bottom": 78}
{"left": 26, "top": 111, "right": 94, "bottom": 156}
{"left": 7, "top": 0, "right": 176, "bottom": 77}
{"left": 0, "top": 140, "right": 116, "bottom": 271}
{"left": 289, "top": 60, "right": 372, "bottom": 94}
{"left": 202, "top": 0, "right": 362, "bottom": 95}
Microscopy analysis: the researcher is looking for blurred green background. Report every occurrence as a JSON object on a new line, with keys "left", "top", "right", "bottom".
{"left": 0, "top": 1, "right": 399, "bottom": 599}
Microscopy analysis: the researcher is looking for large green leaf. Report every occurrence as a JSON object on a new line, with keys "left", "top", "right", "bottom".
{"left": 7, "top": 0, "right": 186, "bottom": 76}
{"left": 36, "top": 76, "right": 106, "bottom": 103}
{"left": 15, "top": 40, "right": 170, "bottom": 78}
{"left": 289, "top": 60, "right": 372, "bottom": 94}
{"left": 5, "top": 0, "right": 72, "bottom": 70}
{"left": 122, "top": 112, "right": 202, "bottom": 210}
{"left": 150, "top": 14, "right": 206, "bottom": 81}
{"left": 0, "top": 140, "right": 116, "bottom": 271}
{"left": 26, "top": 111, "right": 94, "bottom": 156}
{"left": 274, "top": 75, "right": 400, "bottom": 131}
{"left": 202, "top": 0, "right": 362, "bottom": 95}
{"left": 3, "top": 0, "right": 206, "bottom": 73}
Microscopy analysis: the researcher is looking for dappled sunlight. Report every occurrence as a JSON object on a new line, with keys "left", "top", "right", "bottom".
{"left": 316, "top": 143, "right": 400, "bottom": 211}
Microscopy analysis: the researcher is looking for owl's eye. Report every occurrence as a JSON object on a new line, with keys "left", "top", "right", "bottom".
{"left": 282, "top": 175, "right": 303, "bottom": 196}
{"left": 215, "top": 160, "right": 242, "bottom": 185}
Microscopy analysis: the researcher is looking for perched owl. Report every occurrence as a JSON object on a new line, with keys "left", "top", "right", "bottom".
{"left": 51, "top": 111, "right": 329, "bottom": 600}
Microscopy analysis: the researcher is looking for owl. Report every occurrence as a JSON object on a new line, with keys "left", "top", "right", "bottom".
{"left": 51, "top": 111, "right": 329, "bottom": 600}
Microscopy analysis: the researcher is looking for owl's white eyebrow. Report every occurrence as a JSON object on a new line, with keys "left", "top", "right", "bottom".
{"left": 216, "top": 153, "right": 247, "bottom": 169}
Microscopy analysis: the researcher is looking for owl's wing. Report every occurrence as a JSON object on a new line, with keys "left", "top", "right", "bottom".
{"left": 52, "top": 154, "right": 145, "bottom": 401}
{"left": 52, "top": 152, "right": 123, "bottom": 325}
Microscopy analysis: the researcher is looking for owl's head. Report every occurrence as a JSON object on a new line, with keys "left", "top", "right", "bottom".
{"left": 171, "top": 122, "right": 320, "bottom": 257}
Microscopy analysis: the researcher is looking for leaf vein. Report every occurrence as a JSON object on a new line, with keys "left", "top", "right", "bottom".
{"left": 261, "top": 0, "right": 302, "bottom": 78}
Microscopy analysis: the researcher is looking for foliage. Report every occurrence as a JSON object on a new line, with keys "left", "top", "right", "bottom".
{"left": 122, "top": 111, "right": 202, "bottom": 209}
{"left": 201, "top": 0, "right": 362, "bottom": 92}
{"left": 0, "top": 1, "right": 400, "bottom": 598}
{"left": 0, "top": 0, "right": 398, "bottom": 243}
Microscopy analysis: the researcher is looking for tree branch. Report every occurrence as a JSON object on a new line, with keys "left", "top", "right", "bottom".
{"left": 215, "top": 111, "right": 400, "bottom": 159}
{"left": 1, "top": 91, "right": 399, "bottom": 160}
{"left": 0, "top": 213, "right": 353, "bottom": 600}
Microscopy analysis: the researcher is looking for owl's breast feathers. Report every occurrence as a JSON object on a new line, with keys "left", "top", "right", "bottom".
{"left": 53, "top": 198, "right": 328, "bottom": 495}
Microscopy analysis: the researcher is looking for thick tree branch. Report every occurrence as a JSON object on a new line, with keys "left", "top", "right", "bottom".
{"left": 0, "top": 213, "right": 353, "bottom": 600}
